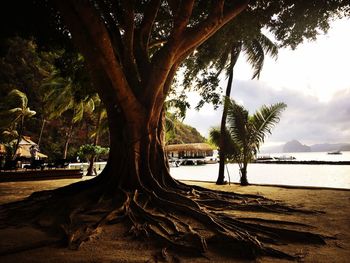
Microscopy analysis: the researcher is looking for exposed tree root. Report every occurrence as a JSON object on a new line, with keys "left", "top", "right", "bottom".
{"left": 0, "top": 177, "right": 330, "bottom": 261}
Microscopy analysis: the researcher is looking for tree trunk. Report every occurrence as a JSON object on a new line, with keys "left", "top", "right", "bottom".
{"left": 240, "top": 163, "right": 249, "bottom": 186}
{"left": 63, "top": 121, "right": 74, "bottom": 160}
{"left": 86, "top": 109, "right": 102, "bottom": 176}
{"left": 217, "top": 43, "right": 242, "bottom": 185}
{"left": 99, "top": 104, "right": 177, "bottom": 191}
{"left": 12, "top": 115, "right": 25, "bottom": 161}
{"left": 37, "top": 118, "right": 46, "bottom": 148}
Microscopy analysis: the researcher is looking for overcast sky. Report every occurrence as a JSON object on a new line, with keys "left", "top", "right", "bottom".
{"left": 183, "top": 18, "right": 350, "bottom": 148}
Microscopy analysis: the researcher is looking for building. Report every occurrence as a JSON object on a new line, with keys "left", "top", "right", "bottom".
{"left": 165, "top": 143, "right": 214, "bottom": 159}
{"left": 16, "top": 136, "right": 48, "bottom": 160}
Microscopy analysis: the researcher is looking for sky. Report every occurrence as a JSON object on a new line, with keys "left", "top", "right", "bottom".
{"left": 182, "top": 18, "right": 350, "bottom": 148}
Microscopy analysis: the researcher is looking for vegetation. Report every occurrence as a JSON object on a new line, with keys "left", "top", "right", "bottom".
{"left": 0, "top": 37, "right": 109, "bottom": 161}
{"left": 0, "top": 0, "right": 349, "bottom": 261}
{"left": 210, "top": 99, "right": 286, "bottom": 185}
{"left": 188, "top": 32, "right": 278, "bottom": 185}
{"left": 0, "top": 89, "right": 36, "bottom": 160}
{"left": 165, "top": 113, "right": 206, "bottom": 144}
{"left": 77, "top": 144, "right": 109, "bottom": 176}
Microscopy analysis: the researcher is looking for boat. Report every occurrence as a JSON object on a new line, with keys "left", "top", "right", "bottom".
{"left": 327, "top": 151, "right": 342, "bottom": 155}
{"left": 274, "top": 155, "right": 296, "bottom": 161}
{"left": 255, "top": 155, "right": 274, "bottom": 162}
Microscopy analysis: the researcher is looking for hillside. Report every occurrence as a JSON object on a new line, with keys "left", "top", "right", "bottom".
{"left": 261, "top": 140, "right": 350, "bottom": 153}
{"left": 283, "top": 140, "right": 311, "bottom": 152}
{"left": 166, "top": 120, "right": 206, "bottom": 144}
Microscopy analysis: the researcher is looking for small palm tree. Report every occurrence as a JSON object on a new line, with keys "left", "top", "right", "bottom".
{"left": 210, "top": 99, "right": 286, "bottom": 186}
{"left": 0, "top": 89, "right": 36, "bottom": 160}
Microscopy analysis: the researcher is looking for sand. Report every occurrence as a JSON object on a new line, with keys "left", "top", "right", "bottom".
{"left": 0, "top": 178, "right": 349, "bottom": 262}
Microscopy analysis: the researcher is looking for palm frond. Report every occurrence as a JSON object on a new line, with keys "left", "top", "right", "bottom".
{"left": 72, "top": 101, "right": 84, "bottom": 123}
{"left": 242, "top": 33, "right": 278, "bottom": 79}
{"left": 243, "top": 39, "right": 265, "bottom": 79}
{"left": 209, "top": 128, "right": 221, "bottom": 147}
{"left": 209, "top": 126, "right": 241, "bottom": 160}
{"left": 24, "top": 108, "right": 36, "bottom": 118}
{"left": 251, "top": 102, "right": 287, "bottom": 148}
{"left": 6, "top": 89, "right": 28, "bottom": 109}
{"left": 257, "top": 33, "right": 278, "bottom": 60}
{"left": 226, "top": 98, "right": 249, "bottom": 148}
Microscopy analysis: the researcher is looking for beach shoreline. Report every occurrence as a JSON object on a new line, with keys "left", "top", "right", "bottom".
{"left": 1, "top": 178, "right": 349, "bottom": 262}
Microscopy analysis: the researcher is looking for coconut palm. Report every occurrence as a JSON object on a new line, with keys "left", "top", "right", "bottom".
{"left": 0, "top": 89, "right": 36, "bottom": 159}
{"left": 183, "top": 31, "right": 278, "bottom": 184}
{"left": 216, "top": 34, "right": 278, "bottom": 184}
{"left": 42, "top": 76, "right": 96, "bottom": 159}
{"left": 210, "top": 99, "right": 286, "bottom": 186}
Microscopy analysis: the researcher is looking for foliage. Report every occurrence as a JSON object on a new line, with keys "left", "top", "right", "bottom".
{"left": 0, "top": 89, "right": 36, "bottom": 159}
{"left": 0, "top": 89, "right": 36, "bottom": 129}
{"left": 77, "top": 144, "right": 109, "bottom": 162}
{"left": 210, "top": 99, "right": 286, "bottom": 185}
{"left": 0, "top": 37, "right": 59, "bottom": 109}
{"left": 165, "top": 113, "right": 206, "bottom": 144}
{"left": 1, "top": 1, "right": 349, "bottom": 261}
{"left": 176, "top": 0, "right": 349, "bottom": 110}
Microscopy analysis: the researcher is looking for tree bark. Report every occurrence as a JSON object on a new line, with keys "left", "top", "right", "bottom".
{"left": 240, "top": 163, "right": 249, "bottom": 186}
{"left": 37, "top": 118, "right": 46, "bottom": 148}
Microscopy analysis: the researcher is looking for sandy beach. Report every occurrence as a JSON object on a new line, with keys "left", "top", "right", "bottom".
{"left": 0, "top": 178, "right": 349, "bottom": 262}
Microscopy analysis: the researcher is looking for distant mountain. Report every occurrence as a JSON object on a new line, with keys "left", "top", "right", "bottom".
{"left": 283, "top": 140, "right": 311, "bottom": 153}
{"left": 310, "top": 143, "right": 350, "bottom": 152}
{"left": 260, "top": 140, "right": 350, "bottom": 153}
{"left": 340, "top": 144, "right": 350, "bottom": 151}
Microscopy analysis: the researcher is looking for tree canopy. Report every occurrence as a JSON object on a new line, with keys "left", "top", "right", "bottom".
{"left": 1, "top": 1, "right": 349, "bottom": 261}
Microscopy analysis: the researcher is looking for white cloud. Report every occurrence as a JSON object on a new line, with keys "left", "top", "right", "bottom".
{"left": 182, "top": 18, "right": 350, "bottom": 146}
{"left": 234, "top": 18, "right": 350, "bottom": 103}
{"left": 184, "top": 81, "right": 350, "bottom": 145}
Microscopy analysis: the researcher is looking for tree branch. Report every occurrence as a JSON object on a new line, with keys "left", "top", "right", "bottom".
{"left": 53, "top": 0, "right": 144, "bottom": 120}
{"left": 169, "top": 0, "right": 195, "bottom": 41}
{"left": 136, "top": 0, "right": 161, "bottom": 84}
{"left": 175, "top": 0, "right": 249, "bottom": 62}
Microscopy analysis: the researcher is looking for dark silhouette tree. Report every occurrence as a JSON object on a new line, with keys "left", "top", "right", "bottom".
{"left": 1, "top": 0, "right": 349, "bottom": 260}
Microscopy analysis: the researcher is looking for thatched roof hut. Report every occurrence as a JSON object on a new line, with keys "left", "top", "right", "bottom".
{"left": 166, "top": 143, "right": 214, "bottom": 152}
{"left": 16, "top": 136, "right": 48, "bottom": 159}
{"left": 165, "top": 143, "right": 215, "bottom": 158}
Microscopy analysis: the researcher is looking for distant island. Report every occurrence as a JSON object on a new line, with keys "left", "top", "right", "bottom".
{"left": 261, "top": 140, "right": 350, "bottom": 153}
{"left": 283, "top": 140, "right": 311, "bottom": 152}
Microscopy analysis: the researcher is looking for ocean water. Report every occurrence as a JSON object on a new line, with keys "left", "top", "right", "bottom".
{"left": 170, "top": 151, "right": 350, "bottom": 189}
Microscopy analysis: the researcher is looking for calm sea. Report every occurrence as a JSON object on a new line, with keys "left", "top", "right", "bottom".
{"left": 170, "top": 151, "right": 350, "bottom": 189}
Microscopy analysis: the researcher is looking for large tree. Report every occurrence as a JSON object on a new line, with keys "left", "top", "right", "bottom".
{"left": 51, "top": 0, "right": 251, "bottom": 190}
{"left": 1, "top": 0, "right": 349, "bottom": 260}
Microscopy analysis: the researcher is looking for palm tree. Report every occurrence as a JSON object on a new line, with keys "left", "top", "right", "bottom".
{"left": 42, "top": 76, "right": 96, "bottom": 159}
{"left": 0, "top": 89, "right": 36, "bottom": 160}
{"left": 210, "top": 99, "right": 286, "bottom": 186}
{"left": 216, "top": 34, "right": 278, "bottom": 185}
{"left": 85, "top": 98, "right": 108, "bottom": 176}
{"left": 183, "top": 30, "right": 278, "bottom": 184}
